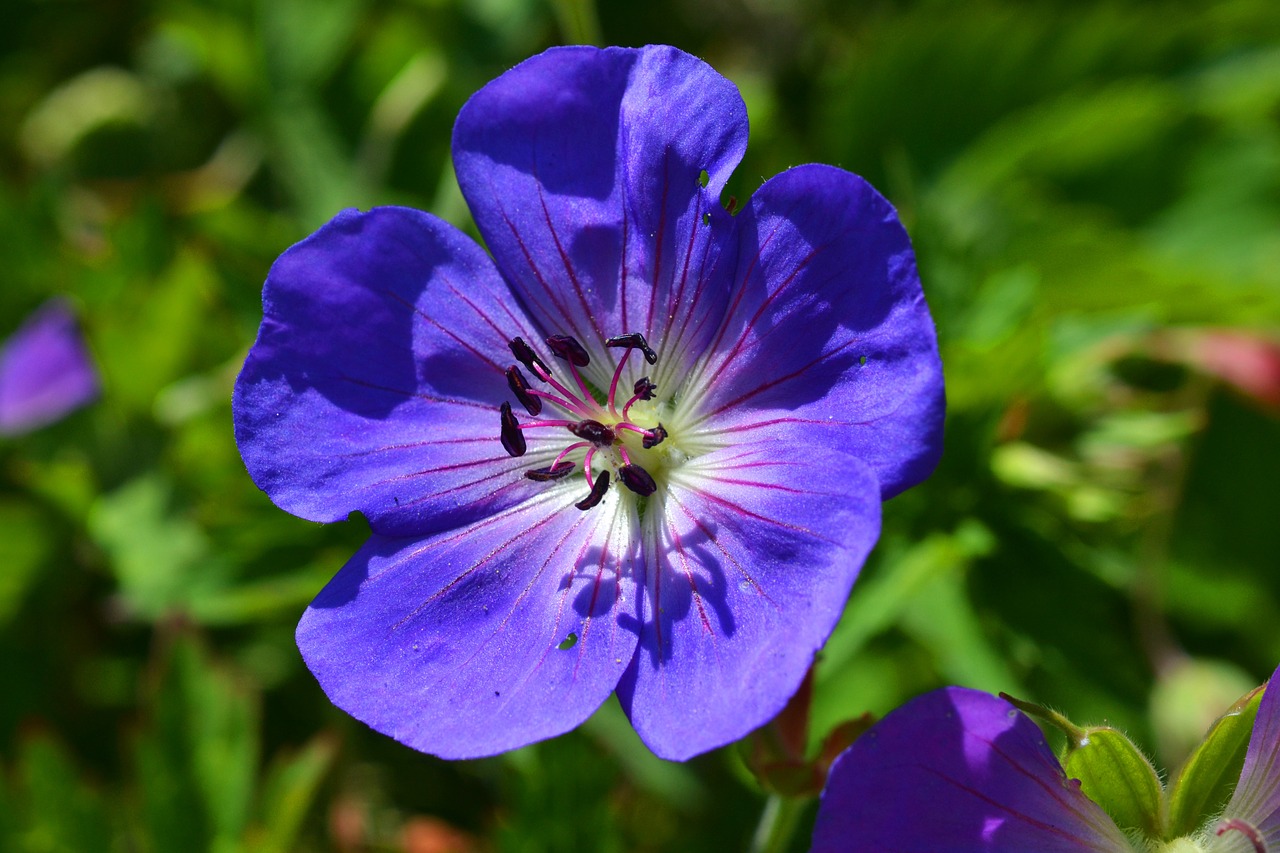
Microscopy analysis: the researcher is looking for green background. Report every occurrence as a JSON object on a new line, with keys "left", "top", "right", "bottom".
{"left": 2, "top": 0, "right": 1279, "bottom": 849}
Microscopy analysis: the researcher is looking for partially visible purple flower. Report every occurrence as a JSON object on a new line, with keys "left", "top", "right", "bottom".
{"left": 812, "top": 664, "right": 1280, "bottom": 852}
{"left": 0, "top": 299, "right": 99, "bottom": 436}
{"left": 234, "top": 45, "right": 944, "bottom": 761}
{"left": 1210, "top": 664, "right": 1280, "bottom": 852}
{"left": 811, "top": 687, "right": 1131, "bottom": 852}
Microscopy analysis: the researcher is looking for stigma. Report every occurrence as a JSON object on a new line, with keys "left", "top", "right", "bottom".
{"left": 496, "top": 332, "right": 668, "bottom": 510}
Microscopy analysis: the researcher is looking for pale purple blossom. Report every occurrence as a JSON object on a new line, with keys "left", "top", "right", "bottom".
{"left": 0, "top": 299, "right": 99, "bottom": 436}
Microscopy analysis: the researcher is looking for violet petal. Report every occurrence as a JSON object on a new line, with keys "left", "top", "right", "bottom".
{"left": 296, "top": 492, "right": 640, "bottom": 759}
{"left": 233, "top": 206, "right": 548, "bottom": 538}
{"left": 689, "top": 164, "right": 945, "bottom": 499}
{"left": 811, "top": 687, "right": 1132, "bottom": 853}
{"left": 452, "top": 45, "right": 745, "bottom": 376}
{"left": 615, "top": 437, "right": 880, "bottom": 761}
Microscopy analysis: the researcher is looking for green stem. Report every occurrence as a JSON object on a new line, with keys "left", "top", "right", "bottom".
{"left": 749, "top": 794, "right": 808, "bottom": 853}
{"left": 549, "top": 0, "right": 602, "bottom": 46}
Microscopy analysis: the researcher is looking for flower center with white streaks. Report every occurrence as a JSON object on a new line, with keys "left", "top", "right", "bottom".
{"left": 497, "top": 332, "right": 679, "bottom": 510}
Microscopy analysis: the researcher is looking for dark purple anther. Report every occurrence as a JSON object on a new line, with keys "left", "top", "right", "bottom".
{"left": 545, "top": 334, "right": 590, "bottom": 367}
{"left": 605, "top": 331, "right": 658, "bottom": 365}
{"left": 525, "top": 461, "right": 575, "bottom": 482}
{"left": 633, "top": 376, "right": 657, "bottom": 401}
{"left": 500, "top": 401, "right": 526, "bottom": 457}
{"left": 505, "top": 365, "right": 542, "bottom": 416}
{"left": 642, "top": 423, "right": 667, "bottom": 449}
{"left": 509, "top": 337, "right": 549, "bottom": 377}
{"left": 618, "top": 464, "right": 657, "bottom": 497}
{"left": 575, "top": 470, "right": 611, "bottom": 511}
{"left": 568, "top": 419, "right": 615, "bottom": 446}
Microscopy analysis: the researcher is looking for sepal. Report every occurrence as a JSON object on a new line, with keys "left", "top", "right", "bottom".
{"left": 1063, "top": 726, "right": 1165, "bottom": 839}
{"left": 1167, "top": 684, "right": 1264, "bottom": 838}
{"left": 742, "top": 667, "right": 874, "bottom": 797}
{"left": 1003, "top": 693, "right": 1163, "bottom": 838}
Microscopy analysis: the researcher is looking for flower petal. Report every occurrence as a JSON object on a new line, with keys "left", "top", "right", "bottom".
{"left": 615, "top": 438, "right": 880, "bottom": 761}
{"left": 296, "top": 489, "right": 641, "bottom": 759}
{"left": 811, "top": 688, "right": 1132, "bottom": 853}
{"left": 233, "top": 206, "right": 549, "bottom": 538}
{"left": 1214, "top": 663, "right": 1280, "bottom": 851}
{"left": 452, "top": 45, "right": 746, "bottom": 382}
{"left": 684, "top": 164, "right": 944, "bottom": 499}
{"left": 0, "top": 299, "right": 99, "bottom": 436}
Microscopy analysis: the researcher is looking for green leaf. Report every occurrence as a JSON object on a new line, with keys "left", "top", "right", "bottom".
{"left": 818, "top": 520, "right": 997, "bottom": 676}
{"left": 93, "top": 247, "right": 221, "bottom": 413}
{"left": 258, "top": 0, "right": 363, "bottom": 89}
{"left": 88, "top": 474, "right": 228, "bottom": 619}
{"left": 16, "top": 735, "right": 113, "bottom": 853}
{"left": 1062, "top": 727, "right": 1164, "bottom": 838}
{"left": 0, "top": 768, "right": 14, "bottom": 849}
{"left": 185, "top": 565, "right": 335, "bottom": 625}
{"left": 1165, "top": 683, "right": 1264, "bottom": 838}
{"left": 135, "top": 633, "right": 260, "bottom": 853}
{"left": 249, "top": 735, "right": 337, "bottom": 853}
{"left": 0, "top": 501, "right": 52, "bottom": 626}
{"left": 899, "top": 558, "right": 1020, "bottom": 692}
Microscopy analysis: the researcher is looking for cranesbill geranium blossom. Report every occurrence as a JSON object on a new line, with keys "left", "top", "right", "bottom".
{"left": 811, "top": 663, "right": 1280, "bottom": 852}
{"left": 233, "top": 45, "right": 944, "bottom": 760}
{"left": 0, "top": 299, "right": 99, "bottom": 436}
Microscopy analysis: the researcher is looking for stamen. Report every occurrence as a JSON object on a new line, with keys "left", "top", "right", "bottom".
{"left": 606, "top": 353, "right": 629, "bottom": 416}
{"left": 551, "top": 441, "right": 590, "bottom": 470}
{"left": 575, "top": 469, "right": 611, "bottom": 510}
{"left": 525, "top": 461, "right": 575, "bottom": 482}
{"left": 568, "top": 419, "right": 615, "bottom": 447}
{"left": 618, "top": 464, "right": 657, "bottom": 496}
{"left": 605, "top": 332, "right": 658, "bottom": 365}
{"left": 1216, "top": 819, "right": 1265, "bottom": 853}
{"left": 526, "top": 386, "right": 590, "bottom": 417}
{"left": 505, "top": 327, "right": 668, "bottom": 509}
{"left": 509, "top": 337, "right": 549, "bottom": 378}
{"left": 505, "top": 365, "right": 542, "bottom": 415}
{"left": 499, "top": 402, "right": 526, "bottom": 457}
{"left": 518, "top": 418, "right": 578, "bottom": 430}
{"left": 603, "top": 335, "right": 658, "bottom": 416}
{"left": 545, "top": 334, "right": 590, "bottom": 367}
{"left": 526, "top": 364, "right": 593, "bottom": 418}
{"left": 544, "top": 334, "right": 594, "bottom": 401}
{"left": 614, "top": 423, "right": 642, "bottom": 436}
{"left": 622, "top": 377, "right": 657, "bottom": 419}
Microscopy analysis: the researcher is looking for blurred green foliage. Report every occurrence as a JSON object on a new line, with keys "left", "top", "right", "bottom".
{"left": 1, "top": 0, "right": 1278, "bottom": 850}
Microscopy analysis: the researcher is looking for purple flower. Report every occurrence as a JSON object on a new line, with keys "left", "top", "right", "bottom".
{"left": 233, "top": 45, "right": 943, "bottom": 760}
{"left": 1214, "top": 665, "right": 1280, "bottom": 852}
{"left": 812, "top": 664, "right": 1280, "bottom": 852}
{"left": 0, "top": 299, "right": 99, "bottom": 436}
